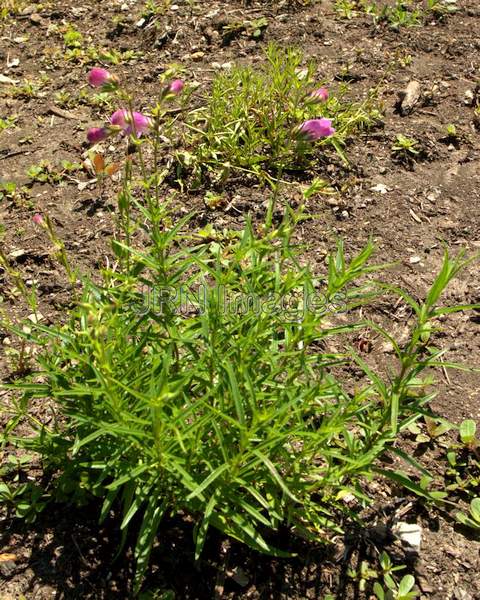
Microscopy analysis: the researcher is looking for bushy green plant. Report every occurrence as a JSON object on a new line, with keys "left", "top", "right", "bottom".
{"left": 178, "top": 43, "right": 380, "bottom": 187}
{"left": 2, "top": 185, "right": 476, "bottom": 593}
{"left": 1, "top": 58, "right": 477, "bottom": 598}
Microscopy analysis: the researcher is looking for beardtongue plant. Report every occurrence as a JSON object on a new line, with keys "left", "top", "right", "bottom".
{"left": 177, "top": 44, "right": 380, "bottom": 189}
{"left": 2, "top": 54, "right": 477, "bottom": 598}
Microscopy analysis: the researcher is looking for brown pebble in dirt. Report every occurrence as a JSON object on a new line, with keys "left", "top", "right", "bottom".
{"left": 398, "top": 80, "right": 422, "bottom": 116}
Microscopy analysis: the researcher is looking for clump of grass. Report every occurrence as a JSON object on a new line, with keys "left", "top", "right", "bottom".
{"left": 177, "top": 43, "right": 380, "bottom": 188}
{"left": 334, "top": 0, "right": 458, "bottom": 28}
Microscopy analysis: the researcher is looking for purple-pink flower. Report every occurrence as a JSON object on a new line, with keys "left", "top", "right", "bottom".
{"left": 298, "top": 118, "right": 335, "bottom": 140}
{"left": 32, "top": 214, "right": 44, "bottom": 225}
{"left": 88, "top": 67, "right": 112, "bottom": 88}
{"left": 110, "top": 109, "right": 151, "bottom": 136}
{"left": 310, "top": 87, "right": 329, "bottom": 102}
{"left": 87, "top": 127, "right": 109, "bottom": 144}
{"left": 169, "top": 79, "right": 184, "bottom": 95}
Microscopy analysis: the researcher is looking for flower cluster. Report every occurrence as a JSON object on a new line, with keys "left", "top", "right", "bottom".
{"left": 86, "top": 68, "right": 184, "bottom": 145}
{"left": 298, "top": 86, "right": 335, "bottom": 141}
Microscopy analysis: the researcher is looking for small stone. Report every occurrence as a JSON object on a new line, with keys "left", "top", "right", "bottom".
{"left": 370, "top": 183, "right": 389, "bottom": 194}
{"left": 398, "top": 80, "right": 422, "bottom": 115}
{"left": 29, "top": 13, "right": 43, "bottom": 25}
{"left": 27, "top": 312, "right": 44, "bottom": 324}
{"left": 464, "top": 90, "right": 474, "bottom": 105}
{"left": 9, "top": 249, "right": 26, "bottom": 259}
{"left": 392, "top": 521, "right": 422, "bottom": 552}
{"left": 230, "top": 567, "right": 249, "bottom": 587}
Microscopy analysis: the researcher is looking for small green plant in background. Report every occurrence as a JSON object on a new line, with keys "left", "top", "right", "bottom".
{"left": 334, "top": 0, "right": 458, "bottom": 27}
{"left": 0, "top": 115, "right": 18, "bottom": 131}
{"left": 391, "top": 134, "right": 420, "bottom": 163}
{"left": 445, "top": 419, "right": 480, "bottom": 498}
{"left": 26, "top": 160, "right": 83, "bottom": 185}
{"left": 0, "top": 181, "right": 30, "bottom": 206}
{"left": 178, "top": 43, "right": 380, "bottom": 188}
{"left": 368, "top": 552, "right": 419, "bottom": 600}
{"left": 63, "top": 24, "right": 83, "bottom": 49}
{"left": 7, "top": 78, "right": 46, "bottom": 100}
{"left": 425, "top": 0, "right": 458, "bottom": 19}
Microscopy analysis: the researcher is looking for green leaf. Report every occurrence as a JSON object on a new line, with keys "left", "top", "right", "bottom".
{"left": 373, "top": 581, "right": 385, "bottom": 600}
{"left": 133, "top": 494, "right": 167, "bottom": 595}
{"left": 252, "top": 449, "right": 299, "bottom": 502}
{"left": 397, "top": 574, "right": 415, "bottom": 597}
{"left": 194, "top": 492, "right": 217, "bottom": 560}
{"left": 186, "top": 463, "right": 230, "bottom": 501}
{"left": 459, "top": 419, "right": 477, "bottom": 444}
{"left": 470, "top": 498, "right": 480, "bottom": 523}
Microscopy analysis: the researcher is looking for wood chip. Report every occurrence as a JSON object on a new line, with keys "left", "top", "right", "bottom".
{"left": 0, "top": 553, "right": 17, "bottom": 562}
{"left": 409, "top": 208, "right": 422, "bottom": 223}
{"left": 398, "top": 80, "right": 422, "bottom": 116}
{"left": 45, "top": 105, "right": 85, "bottom": 121}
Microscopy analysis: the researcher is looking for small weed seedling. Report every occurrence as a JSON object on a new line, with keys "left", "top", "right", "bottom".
{"left": 445, "top": 419, "right": 480, "bottom": 497}
{"left": 373, "top": 551, "right": 419, "bottom": 600}
{"left": 392, "top": 134, "right": 420, "bottom": 164}
{"left": 335, "top": 0, "right": 458, "bottom": 27}
{"left": 0, "top": 115, "right": 18, "bottom": 131}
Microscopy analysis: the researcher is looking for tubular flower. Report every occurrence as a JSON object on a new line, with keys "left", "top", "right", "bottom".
{"left": 110, "top": 109, "right": 151, "bottom": 136}
{"left": 298, "top": 118, "right": 335, "bottom": 140}
{"left": 169, "top": 79, "right": 184, "bottom": 94}
{"left": 88, "top": 67, "right": 112, "bottom": 88}
{"left": 310, "top": 87, "right": 329, "bottom": 102}
{"left": 87, "top": 127, "right": 109, "bottom": 144}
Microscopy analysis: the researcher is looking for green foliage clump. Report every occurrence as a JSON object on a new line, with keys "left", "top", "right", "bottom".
{"left": 2, "top": 187, "right": 475, "bottom": 591}
{"left": 178, "top": 44, "right": 380, "bottom": 187}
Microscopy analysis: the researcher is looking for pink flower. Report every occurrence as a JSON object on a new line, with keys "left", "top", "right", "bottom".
{"left": 310, "top": 87, "right": 329, "bottom": 102}
{"left": 169, "top": 79, "right": 184, "bottom": 95}
{"left": 110, "top": 109, "right": 151, "bottom": 136}
{"left": 298, "top": 118, "right": 335, "bottom": 140}
{"left": 32, "top": 214, "right": 43, "bottom": 225}
{"left": 87, "top": 127, "right": 109, "bottom": 144}
{"left": 88, "top": 67, "right": 112, "bottom": 88}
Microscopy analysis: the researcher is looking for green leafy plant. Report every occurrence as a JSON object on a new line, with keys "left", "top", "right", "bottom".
{"left": 425, "top": 0, "right": 458, "bottom": 19}
{"left": 179, "top": 43, "right": 380, "bottom": 188}
{"left": 63, "top": 24, "right": 84, "bottom": 49}
{"left": 0, "top": 115, "right": 18, "bottom": 131}
{"left": 373, "top": 552, "right": 419, "bottom": 600}
{"left": 391, "top": 134, "right": 420, "bottom": 164}
{"left": 444, "top": 418, "right": 480, "bottom": 496}
{"left": 335, "top": 0, "right": 457, "bottom": 27}
{"left": 2, "top": 191, "right": 477, "bottom": 594}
